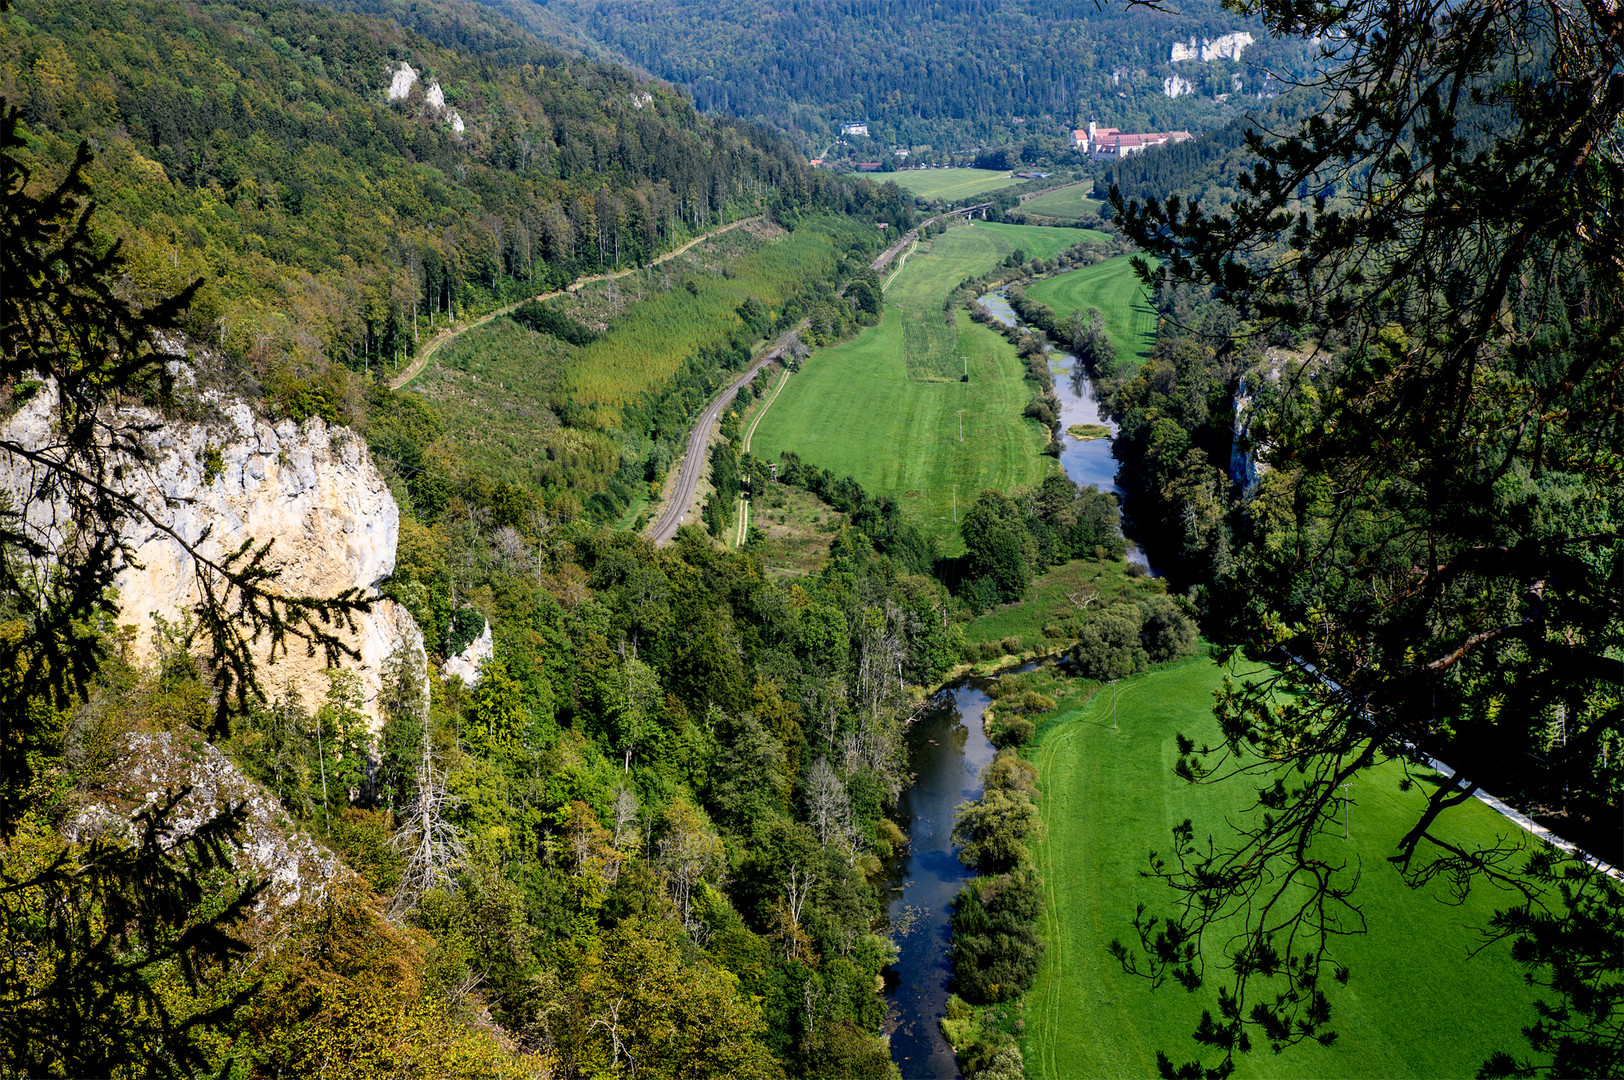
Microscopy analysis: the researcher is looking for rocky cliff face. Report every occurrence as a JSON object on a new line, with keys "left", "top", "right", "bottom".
{"left": 64, "top": 730, "right": 352, "bottom": 918}
{"left": 0, "top": 385, "right": 426, "bottom": 730}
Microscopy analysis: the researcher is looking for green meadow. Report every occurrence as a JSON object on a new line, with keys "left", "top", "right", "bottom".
{"left": 976, "top": 220, "right": 1108, "bottom": 260}
{"left": 1024, "top": 658, "right": 1543, "bottom": 1079}
{"left": 1025, "top": 254, "right": 1159, "bottom": 368}
{"left": 885, "top": 167, "right": 1024, "bottom": 201}
{"left": 1020, "top": 183, "right": 1103, "bottom": 221}
{"left": 749, "top": 223, "right": 1069, "bottom": 550}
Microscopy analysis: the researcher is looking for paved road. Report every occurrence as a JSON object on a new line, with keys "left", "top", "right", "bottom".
{"left": 646, "top": 323, "right": 809, "bottom": 546}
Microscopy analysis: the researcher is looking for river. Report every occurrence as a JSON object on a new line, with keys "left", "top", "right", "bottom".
{"left": 979, "top": 288, "right": 1153, "bottom": 572}
{"left": 881, "top": 678, "right": 999, "bottom": 1079}
{"left": 881, "top": 283, "right": 1151, "bottom": 1078}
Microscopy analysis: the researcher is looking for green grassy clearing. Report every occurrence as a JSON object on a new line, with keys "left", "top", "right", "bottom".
{"left": 885, "top": 167, "right": 1023, "bottom": 201}
{"left": 960, "top": 557, "right": 1155, "bottom": 654}
{"left": 975, "top": 220, "right": 1107, "bottom": 261}
{"left": 409, "top": 318, "right": 570, "bottom": 487}
{"left": 1020, "top": 183, "right": 1103, "bottom": 221}
{"left": 1023, "top": 657, "right": 1543, "bottom": 1079}
{"left": 1025, "top": 254, "right": 1159, "bottom": 369}
{"left": 747, "top": 482, "right": 848, "bottom": 578}
{"left": 749, "top": 223, "right": 1065, "bottom": 551}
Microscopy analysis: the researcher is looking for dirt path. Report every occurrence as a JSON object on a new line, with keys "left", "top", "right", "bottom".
{"left": 389, "top": 215, "right": 764, "bottom": 391}
{"left": 733, "top": 363, "right": 794, "bottom": 546}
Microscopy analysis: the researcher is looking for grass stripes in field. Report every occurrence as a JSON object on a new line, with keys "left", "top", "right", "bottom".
{"left": 1024, "top": 658, "right": 1542, "bottom": 1079}
{"left": 748, "top": 223, "right": 1072, "bottom": 550}
{"left": 1025, "top": 254, "right": 1159, "bottom": 369}
{"left": 1019, "top": 183, "right": 1103, "bottom": 221}
{"left": 884, "top": 167, "right": 1025, "bottom": 201}
{"left": 975, "top": 221, "right": 1107, "bottom": 260}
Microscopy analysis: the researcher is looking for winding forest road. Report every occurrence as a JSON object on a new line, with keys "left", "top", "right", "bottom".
{"left": 388, "top": 215, "right": 764, "bottom": 391}
{"left": 646, "top": 323, "right": 808, "bottom": 546}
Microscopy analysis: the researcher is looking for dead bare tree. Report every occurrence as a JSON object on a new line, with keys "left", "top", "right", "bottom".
{"left": 389, "top": 707, "right": 466, "bottom": 917}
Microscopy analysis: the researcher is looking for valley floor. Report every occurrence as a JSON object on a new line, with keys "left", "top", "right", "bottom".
{"left": 748, "top": 222, "right": 1073, "bottom": 552}
{"left": 1023, "top": 657, "right": 1542, "bottom": 1078}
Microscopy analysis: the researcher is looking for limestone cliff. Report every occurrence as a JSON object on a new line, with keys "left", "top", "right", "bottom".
{"left": 0, "top": 384, "right": 426, "bottom": 729}
{"left": 64, "top": 730, "right": 352, "bottom": 918}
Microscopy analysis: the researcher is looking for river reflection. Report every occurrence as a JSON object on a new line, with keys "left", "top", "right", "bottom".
{"left": 982, "top": 287, "right": 1155, "bottom": 573}
{"left": 883, "top": 681, "right": 997, "bottom": 1079}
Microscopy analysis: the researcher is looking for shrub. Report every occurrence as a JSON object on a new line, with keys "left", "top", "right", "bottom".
{"left": 445, "top": 607, "right": 487, "bottom": 658}
{"left": 1017, "top": 691, "right": 1056, "bottom": 714}
{"left": 950, "top": 871, "right": 1046, "bottom": 1003}
{"left": 990, "top": 715, "right": 1035, "bottom": 749}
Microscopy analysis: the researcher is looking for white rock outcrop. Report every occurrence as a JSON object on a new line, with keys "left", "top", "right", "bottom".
{"left": 1170, "top": 31, "right": 1254, "bottom": 64}
{"left": 0, "top": 387, "right": 426, "bottom": 729}
{"left": 1163, "top": 74, "right": 1193, "bottom": 98}
{"left": 443, "top": 618, "right": 492, "bottom": 687}
{"left": 387, "top": 61, "right": 418, "bottom": 101}
{"left": 64, "top": 731, "right": 352, "bottom": 918}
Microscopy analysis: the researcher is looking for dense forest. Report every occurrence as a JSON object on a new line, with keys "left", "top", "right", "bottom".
{"left": 0, "top": 0, "right": 883, "bottom": 397}
{"left": 526, "top": 0, "right": 1321, "bottom": 149}
{"left": 0, "top": 0, "right": 919, "bottom": 525}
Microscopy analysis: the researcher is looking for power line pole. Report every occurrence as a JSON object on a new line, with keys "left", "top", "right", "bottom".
{"left": 958, "top": 409, "right": 965, "bottom": 442}
{"left": 951, "top": 483, "right": 957, "bottom": 523}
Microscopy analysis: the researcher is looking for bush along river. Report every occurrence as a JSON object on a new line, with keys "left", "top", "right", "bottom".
{"left": 882, "top": 286, "right": 1156, "bottom": 1078}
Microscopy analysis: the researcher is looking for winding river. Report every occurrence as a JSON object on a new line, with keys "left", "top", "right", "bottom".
{"left": 882, "top": 284, "right": 1150, "bottom": 1077}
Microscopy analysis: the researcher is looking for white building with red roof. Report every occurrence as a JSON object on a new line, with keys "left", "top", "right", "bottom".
{"left": 1069, "top": 120, "right": 1194, "bottom": 161}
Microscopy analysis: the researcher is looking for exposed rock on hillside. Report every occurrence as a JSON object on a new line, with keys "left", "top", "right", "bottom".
{"left": 0, "top": 384, "right": 427, "bottom": 728}
{"left": 444, "top": 618, "right": 492, "bottom": 688}
{"left": 64, "top": 730, "right": 351, "bottom": 918}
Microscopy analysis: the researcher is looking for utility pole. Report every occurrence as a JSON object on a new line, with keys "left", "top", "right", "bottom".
{"left": 958, "top": 409, "right": 965, "bottom": 442}
{"left": 951, "top": 484, "right": 957, "bottom": 523}
{"left": 961, "top": 354, "right": 968, "bottom": 380}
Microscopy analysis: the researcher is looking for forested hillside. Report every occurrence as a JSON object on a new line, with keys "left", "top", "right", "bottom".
{"left": 0, "top": 0, "right": 864, "bottom": 394}
{"left": 528, "top": 0, "right": 1320, "bottom": 149}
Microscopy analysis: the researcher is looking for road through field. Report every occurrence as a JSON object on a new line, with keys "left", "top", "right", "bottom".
{"left": 389, "top": 215, "right": 762, "bottom": 390}
{"left": 646, "top": 323, "right": 807, "bottom": 546}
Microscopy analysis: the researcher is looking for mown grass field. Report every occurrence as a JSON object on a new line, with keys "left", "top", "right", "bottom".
{"left": 1025, "top": 253, "right": 1159, "bottom": 369}
{"left": 1020, "top": 183, "right": 1103, "bottom": 221}
{"left": 884, "top": 167, "right": 1023, "bottom": 201}
{"left": 1023, "top": 657, "right": 1542, "bottom": 1079}
{"left": 749, "top": 223, "right": 1069, "bottom": 550}
{"left": 976, "top": 221, "right": 1107, "bottom": 261}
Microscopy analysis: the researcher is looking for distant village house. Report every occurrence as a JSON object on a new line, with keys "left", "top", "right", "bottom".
{"left": 855, "top": 162, "right": 883, "bottom": 172}
{"left": 841, "top": 121, "right": 870, "bottom": 137}
{"left": 1070, "top": 120, "right": 1193, "bottom": 161}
